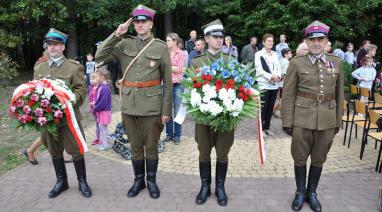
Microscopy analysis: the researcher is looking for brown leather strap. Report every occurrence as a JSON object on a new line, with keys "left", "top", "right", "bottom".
{"left": 297, "top": 91, "right": 335, "bottom": 102}
{"left": 123, "top": 79, "right": 161, "bottom": 88}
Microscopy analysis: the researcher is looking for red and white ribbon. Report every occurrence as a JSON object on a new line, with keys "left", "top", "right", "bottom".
{"left": 257, "top": 97, "right": 266, "bottom": 164}
{"left": 11, "top": 79, "right": 88, "bottom": 154}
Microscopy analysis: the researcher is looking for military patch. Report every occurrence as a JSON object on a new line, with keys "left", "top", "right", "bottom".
{"left": 150, "top": 60, "right": 156, "bottom": 68}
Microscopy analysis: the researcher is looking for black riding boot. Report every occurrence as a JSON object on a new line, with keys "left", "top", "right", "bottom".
{"left": 215, "top": 161, "right": 228, "bottom": 206}
{"left": 127, "top": 160, "right": 146, "bottom": 197}
{"left": 146, "top": 159, "right": 160, "bottom": 199}
{"left": 292, "top": 165, "right": 306, "bottom": 211}
{"left": 306, "top": 166, "right": 322, "bottom": 212}
{"left": 73, "top": 158, "right": 92, "bottom": 198}
{"left": 48, "top": 157, "right": 69, "bottom": 198}
{"left": 195, "top": 161, "right": 211, "bottom": 205}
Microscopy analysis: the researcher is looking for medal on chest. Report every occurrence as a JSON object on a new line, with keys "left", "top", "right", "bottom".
{"left": 325, "top": 61, "right": 336, "bottom": 77}
{"left": 150, "top": 60, "right": 156, "bottom": 68}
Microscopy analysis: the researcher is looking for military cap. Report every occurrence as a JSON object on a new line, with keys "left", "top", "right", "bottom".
{"left": 131, "top": 4, "right": 156, "bottom": 21}
{"left": 201, "top": 19, "right": 224, "bottom": 36}
{"left": 43, "top": 28, "right": 68, "bottom": 44}
{"left": 304, "top": 20, "right": 330, "bottom": 39}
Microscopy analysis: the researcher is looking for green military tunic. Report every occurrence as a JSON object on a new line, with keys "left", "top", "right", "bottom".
{"left": 191, "top": 50, "right": 235, "bottom": 162}
{"left": 95, "top": 32, "right": 172, "bottom": 160}
{"left": 282, "top": 53, "right": 344, "bottom": 167}
{"left": 33, "top": 57, "right": 87, "bottom": 160}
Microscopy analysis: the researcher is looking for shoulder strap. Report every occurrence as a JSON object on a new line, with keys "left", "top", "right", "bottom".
{"left": 117, "top": 38, "right": 156, "bottom": 92}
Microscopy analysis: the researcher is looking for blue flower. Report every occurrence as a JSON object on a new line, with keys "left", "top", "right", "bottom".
{"left": 221, "top": 70, "right": 231, "bottom": 79}
{"left": 242, "top": 73, "right": 249, "bottom": 80}
{"left": 232, "top": 70, "right": 239, "bottom": 78}
{"left": 201, "top": 66, "right": 211, "bottom": 75}
{"left": 234, "top": 76, "right": 242, "bottom": 83}
{"left": 243, "top": 82, "right": 251, "bottom": 88}
{"left": 210, "top": 62, "right": 219, "bottom": 71}
{"left": 210, "top": 69, "right": 217, "bottom": 76}
{"left": 228, "top": 61, "right": 236, "bottom": 69}
{"left": 248, "top": 77, "right": 255, "bottom": 85}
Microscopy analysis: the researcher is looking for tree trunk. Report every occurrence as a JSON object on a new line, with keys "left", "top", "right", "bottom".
{"left": 66, "top": 29, "right": 78, "bottom": 59}
{"left": 163, "top": 11, "right": 173, "bottom": 37}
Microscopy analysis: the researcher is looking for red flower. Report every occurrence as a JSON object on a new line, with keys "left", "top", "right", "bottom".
{"left": 28, "top": 100, "right": 35, "bottom": 106}
{"left": 237, "top": 92, "right": 244, "bottom": 99}
{"left": 202, "top": 74, "right": 207, "bottom": 80}
{"left": 227, "top": 79, "right": 235, "bottom": 86}
{"left": 239, "top": 85, "right": 245, "bottom": 92}
{"left": 46, "top": 106, "right": 52, "bottom": 113}
{"left": 54, "top": 118, "right": 60, "bottom": 124}
{"left": 206, "top": 75, "right": 213, "bottom": 81}
{"left": 193, "top": 82, "right": 203, "bottom": 88}
{"left": 26, "top": 115, "right": 33, "bottom": 122}
{"left": 216, "top": 79, "right": 223, "bottom": 86}
{"left": 243, "top": 95, "right": 249, "bottom": 102}
{"left": 244, "top": 88, "right": 251, "bottom": 96}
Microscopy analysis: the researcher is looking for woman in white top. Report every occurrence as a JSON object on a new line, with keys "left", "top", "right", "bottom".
{"left": 255, "top": 33, "right": 281, "bottom": 136}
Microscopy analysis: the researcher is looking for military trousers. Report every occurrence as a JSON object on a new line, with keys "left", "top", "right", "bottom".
{"left": 195, "top": 124, "right": 235, "bottom": 162}
{"left": 40, "top": 123, "right": 85, "bottom": 161}
{"left": 291, "top": 127, "right": 336, "bottom": 167}
{"left": 122, "top": 114, "right": 163, "bottom": 160}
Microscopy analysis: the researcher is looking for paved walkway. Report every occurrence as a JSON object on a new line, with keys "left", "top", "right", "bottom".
{"left": 0, "top": 113, "right": 381, "bottom": 212}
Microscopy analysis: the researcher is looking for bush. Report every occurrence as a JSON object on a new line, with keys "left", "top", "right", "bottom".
{"left": 0, "top": 52, "right": 19, "bottom": 81}
{"left": 342, "top": 61, "right": 353, "bottom": 94}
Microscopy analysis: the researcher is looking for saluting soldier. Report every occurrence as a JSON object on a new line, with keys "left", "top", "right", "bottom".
{"left": 282, "top": 21, "right": 344, "bottom": 212}
{"left": 191, "top": 19, "right": 234, "bottom": 207}
{"left": 34, "top": 28, "right": 91, "bottom": 198}
{"left": 95, "top": 5, "right": 172, "bottom": 199}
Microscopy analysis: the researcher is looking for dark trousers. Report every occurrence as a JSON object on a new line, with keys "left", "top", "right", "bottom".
{"left": 122, "top": 114, "right": 163, "bottom": 160}
{"left": 195, "top": 124, "right": 235, "bottom": 162}
{"left": 260, "top": 89, "right": 278, "bottom": 130}
{"left": 291, "top": 127, "right": 335, "bottom": 167}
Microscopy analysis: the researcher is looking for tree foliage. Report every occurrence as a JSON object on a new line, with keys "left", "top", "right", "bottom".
{"left": 0, "top": 0, "right": 381, "bottom": 71}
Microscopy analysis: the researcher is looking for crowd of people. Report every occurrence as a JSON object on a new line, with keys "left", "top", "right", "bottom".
{"left": 21, "top": 3, "right": 382, "bottom": 211}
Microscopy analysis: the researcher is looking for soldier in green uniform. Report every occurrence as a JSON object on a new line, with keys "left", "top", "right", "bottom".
{"left": 282, "top": 21, "right": 344, "bottom": 212}
{"left": 190, "top": 20, "right": 234, "bottom": 207}
{"left": 95, "top": 5, "right": 172, "bottom": 199}
{"left": 34, "top": 28, "right": 91, "bottom": 198}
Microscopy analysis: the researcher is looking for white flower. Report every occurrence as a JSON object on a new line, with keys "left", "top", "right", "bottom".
{"left": 218, "top": 88, "right": 236, "bottom": 102}
{"left": 35, "top": 84, "right": 44, "bottom": 94}
{"left": 207, "top": 100, "right": 223, "bottom": 116}
{"left": 44, "top": 88, "right": 55, "bottom": 100}
{"left": 231, "top": 112, "right": 240, "bottom": 117}
{"left": 190, "top": 89, "right": 202, "bottom": 107}
{"left": 232, "top": 98, "right": 244, "bottom": 111}
{"left": 200, "top": 103, "right": 209, "bottom": 113}
{"left": 202, "top": 84, "right": 212, "bottom": 94}
{"left": 202, "top": 95, "right": 211, "bottom": 103}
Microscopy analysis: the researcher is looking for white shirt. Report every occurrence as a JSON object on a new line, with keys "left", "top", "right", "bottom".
{"left": 279, "top": 58, "right": 289, "bottom": 88}
{"left": 351, "top": 66, "right": 376, "bottom": 89}
{"left": 254, "top": 48, "right": 281, "bottom": 90}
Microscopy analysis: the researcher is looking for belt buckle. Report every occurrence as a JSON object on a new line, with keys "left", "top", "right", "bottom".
{"left": 317, "top": 93, "right": 324, "bottom": 103}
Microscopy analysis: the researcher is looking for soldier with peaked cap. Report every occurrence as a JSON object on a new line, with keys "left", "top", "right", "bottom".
{"left": 190, "top": 19, "right": 234, "bottom": 207}
{"left": 33, "top": 28, "right": 91, "bottom": 198}
{"left": 95, "top": 4, "right": 172, "bottom": 199}
{"left": 282, "top": 20, "right": 344, "bottom": 212}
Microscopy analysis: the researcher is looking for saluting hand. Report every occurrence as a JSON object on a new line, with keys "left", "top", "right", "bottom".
{"left": 115, "top": 18, "right": 132, "bottom": 38}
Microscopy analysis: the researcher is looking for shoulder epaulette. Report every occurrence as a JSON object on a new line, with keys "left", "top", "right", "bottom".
{"left": 154, "top": 38, "right": 166, "bottom": 45}
{"left": 67, "top": 59, "right": 81, "bottom": 65}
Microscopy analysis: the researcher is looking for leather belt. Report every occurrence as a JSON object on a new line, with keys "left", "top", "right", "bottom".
{"left": 123, "top": 79, "right": 161, "bottom": 88}
{"left": 297, "top": 91, "right": 335, "bottom": 102}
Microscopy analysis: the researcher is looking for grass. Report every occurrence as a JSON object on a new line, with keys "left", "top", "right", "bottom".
{"left": 0, "top": 73, "right": 43, "bottom": 176}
